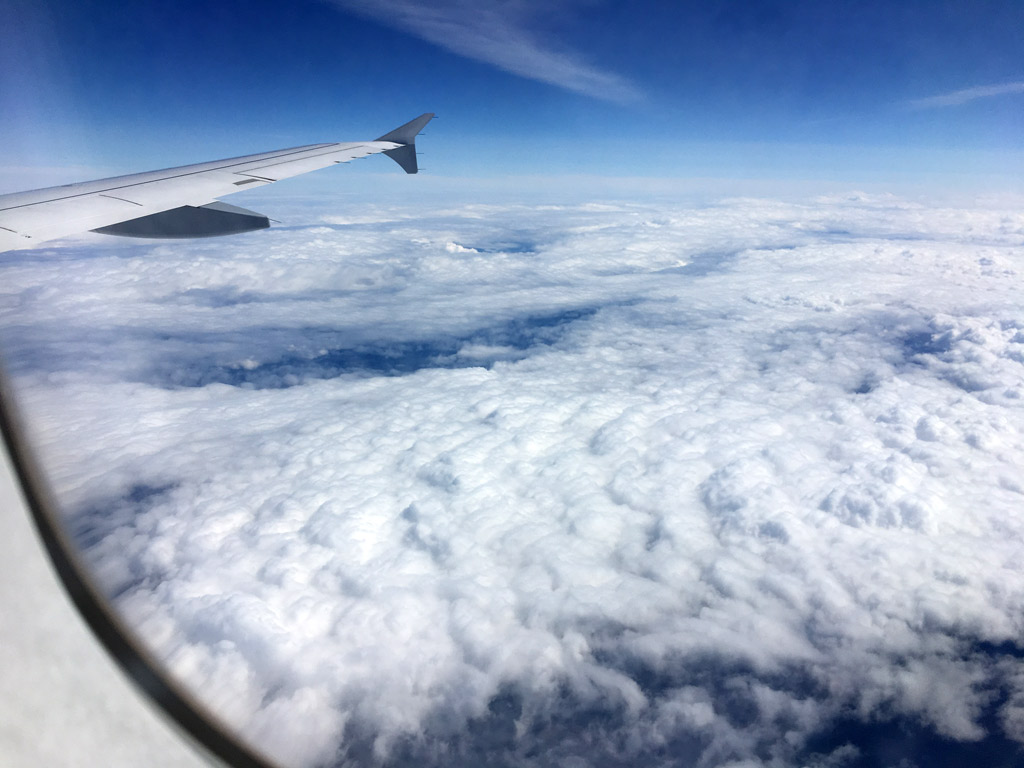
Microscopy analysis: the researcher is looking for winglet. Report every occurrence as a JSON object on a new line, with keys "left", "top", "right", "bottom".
{"left": 375, "top": 113, "right": 435, "bottom": 174}
{"left": 375, "top": 113, "right": 435, "bottom": 145}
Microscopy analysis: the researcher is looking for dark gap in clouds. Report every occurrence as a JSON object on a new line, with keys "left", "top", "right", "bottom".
{"left": 0, "top": 243, "right": 160, "bottom": 264}
{"left": 644, "top": 515, "right": 670, "bottom": 551}
{"left": 801, "top": 716, "right": 1024, "bottom": 768}
{"left": 851, "top": 374, "right": 879, "bottom": 394}
{"left": 414, "top": 457, "right": 461, "bottom": 494}
{"left": 380, "top": 685, "right": 534, "bottom": 768}
{"left": 174, "top": 287, "right": 269, "bottom": 308}
{"left": 146, "top": 306, "right": 602, "bottom": 389}
{"left": 899, "top": 318, "right": 1014, "bottom": 394}
{"left": 655, "top": 249, "right": 743, "bottom": 277}
{"left": 400, "top": 504, "right": 451, "bottom": 565}
{"left": 341, "top": 680, "right": 708, "bottom": 768}
{"left": 335, "top": 655, "right": 910, "bottom": 768}
{"left": 939, "top": 371, "right": 992, "bottom": 394}
{"left": 801, "top": 638, "right": 1024, "bottom": 767}
{"left": 589, "top": 649, "right": 832, "bottom": 739}
{"left": 811, "top": 228, "right": 927, "bottom": 244}
{"left": 472, "top": 241, "right": 537, "bottom": 254}
{"left": 611, "top": 653, "right": 828, "bottom": 705}
{"left": 566, "top": 644, "right": 1024, "bottom": 768}
{"left": 902, "top": 329, "right": 954, "bottom": 358}
{"left": 974, "top": 640, "right": 1024, "bottom": 660}
{"left": 757, "top": 519, "right": 790, "bottom": 542}
{"left": 168, "top": 286, "right": 369, "bottom": 308}
{"left": 747, "top": 307, "right": 1017, "bottom": 404}
{"left": 71, "top": 481, "right": 177, "bottom": 550}
{"left": 69, "top": 481, "right": 181, "bottom": 599}
{"left": 0, "top": 303, "right": 625, "bottom": 386}
{"left": 814, "top": 228, "right": 927, "bottom": 244}
{"left": 270, "top": 223, "right": 544, "bottom": 257}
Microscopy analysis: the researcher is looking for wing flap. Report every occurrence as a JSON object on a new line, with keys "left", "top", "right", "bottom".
{"left": 92, "top": 202, "right": 270, "bottom": 239}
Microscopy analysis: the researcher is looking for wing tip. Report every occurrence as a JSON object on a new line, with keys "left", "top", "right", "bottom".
{"left": 374, "top": 113, "right": 435, "bottom": 145}
{"left": 376, "top": 113, "right": 434, "bottom": 174}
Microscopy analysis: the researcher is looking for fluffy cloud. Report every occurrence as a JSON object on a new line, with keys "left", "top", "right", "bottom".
{"left": 1, "top": 189, "right": 1024, "bottom": 767}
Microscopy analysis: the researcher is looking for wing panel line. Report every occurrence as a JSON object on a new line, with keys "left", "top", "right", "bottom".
{"left": 0, "top": 142, "right": 365, "bottom": 212}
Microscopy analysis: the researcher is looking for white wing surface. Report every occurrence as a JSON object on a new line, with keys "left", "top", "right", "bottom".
{"left": 0, "top": 113, "right": 434, "bottom": 253}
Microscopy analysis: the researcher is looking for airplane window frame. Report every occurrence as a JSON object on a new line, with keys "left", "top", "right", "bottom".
{"left": 0, "top": 366, "right": 277, "bottom": 768}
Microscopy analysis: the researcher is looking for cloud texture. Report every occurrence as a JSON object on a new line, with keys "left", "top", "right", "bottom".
{"left": 2, "top": 189, "right": 1024, "bottom": 767}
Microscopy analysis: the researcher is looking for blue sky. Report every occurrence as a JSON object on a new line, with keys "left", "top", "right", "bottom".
{"left": 2, "top": 0, "right": 1022, "bottom": 186}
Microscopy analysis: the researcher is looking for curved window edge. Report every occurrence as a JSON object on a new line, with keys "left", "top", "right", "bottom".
{"left": 0, "top": 365, "right": 279, "bottom": 768}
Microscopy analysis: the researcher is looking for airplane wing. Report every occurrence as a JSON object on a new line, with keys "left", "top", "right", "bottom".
{"left": 0, "top": 113, "right": 434, "bottom": 253}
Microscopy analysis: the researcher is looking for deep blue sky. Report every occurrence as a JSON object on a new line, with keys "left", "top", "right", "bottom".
{"left": 2, "top": 0, "right": 1022, "bottom": 187}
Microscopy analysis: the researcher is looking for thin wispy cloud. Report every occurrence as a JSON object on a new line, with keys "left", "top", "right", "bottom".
{"left": 910, "top": 80, "right": 1024, "bottom": 109}
{"left": 328, "top": 0, "right": 641, "bottom": 103}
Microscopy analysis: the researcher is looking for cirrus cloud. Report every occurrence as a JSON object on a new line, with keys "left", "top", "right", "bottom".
{"left": 327, "top": 0, "right": 641, "bottom": 103}
{"left": 909, "top": 80, "right": 1024, "bottom": 109}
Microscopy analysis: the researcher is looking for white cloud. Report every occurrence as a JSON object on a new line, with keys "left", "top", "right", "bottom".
{"left": 2, "top": 190, "right": 1024, "bottom": 766}
{"left": 909, "top": 80, "right": 1024, "bottom": 109}
{"left": 327, "top": 0, "right": 641, "bottom": 103}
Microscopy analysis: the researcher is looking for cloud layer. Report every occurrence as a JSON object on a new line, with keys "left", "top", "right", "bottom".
{"left": 909, "top": 80, "right": 1024, "bottom": 109}
{"left": 328, "top": 0, "right": 640, "bottom": 103}
{"left": 2, "top": 190, "right": 1024, "bottom": 767}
